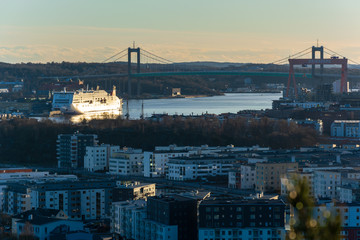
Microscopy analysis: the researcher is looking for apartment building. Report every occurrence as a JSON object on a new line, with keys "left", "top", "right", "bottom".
{"left": 143, "top": 147, "right": 193, "bottom": 178}
{"left": 108, "top": 148, "right": 144, "bottom": 176}
{"left": 3, "top": 180, "right": 115, "bottom": 220}
{"left": 280, "top": 171, "right": 314, "bottom": 196}
{"left": 339, "top": 178, "right": 360, "bottom": 203}
{"left": 146, "top": 195, "right": 197, "bottom": 240}
{"left": 12, "top": 209, "right": 84, "bottom": 240}
{"left": 0, "top": 169, "right": 77, "bottom": 212}
{"left": 57, "top": 132, "right": 98, "bottom": 168}
{"left": 313, "top": 202, "right": 360, "bottom": 239}
{"left": 112, "top": 195, "right": 197, "bottom": 240}
{"left": 113, "top": 181, "right": 156, "bottom": 201}
{"left": 111, "top": 200, "right": 148, "bottom": 239}
{"left": 331, "top": 120, "right": 360, "bottom": 138}
{"left": 255, "top": 162, "right": 298, "bottom": 193}
{"left": 198, "top": 199, "right": 286, "bottom": 240}
{"left": 167, "top": 155, "right": 237, "bottom": 181}
{"left": 84, "top": 144, "right": 120, "bottom": 172}
{"left": 112, "top": 200, "right": 178, "bottom": 240}
{"left": 228, "top": 164, "right": 256, "bottom": 189}
{"left": 313, "top": 169, "right": 360, "bottom": 200}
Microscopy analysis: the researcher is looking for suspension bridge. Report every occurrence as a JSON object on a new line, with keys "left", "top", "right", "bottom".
{"left": 43, "top": 45, "right": 360, "bottom": 98}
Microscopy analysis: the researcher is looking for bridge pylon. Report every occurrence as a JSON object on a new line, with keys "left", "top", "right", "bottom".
{"left": 128, "top": 47, "right": 141, "bottom": 97}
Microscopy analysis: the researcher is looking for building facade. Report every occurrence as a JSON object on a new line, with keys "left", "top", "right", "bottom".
{"left": 313, "top": 202, "right": 360, "bottom": 240}
{"left": 143, "top": 150, "right": 192, "bottom": 178}
{"left": 4, "top": 180, "right": 115, "bottom": 220}
{"left": 84, "top": 144, "right": 120, "bottom": 172}
{"left": 12, "top": 209, "right": 84, "bottom": 240}
{"left": 331, "top": 120, "right": 360, "bottom": 138}
{"left": 228, "top": 164, "right": 256, "bottom": 189}
{"left": 113, "top": 181, "right": 156, "bottom": 201}
{"left": 112, "top": 200, "right": 179, "bottom": 240}
{"left": 255, "top": 162, "right": 298, "bottom": 193}
{"left": 147, "top": 195, "right": 198, "bottom": 240}
{"left": 108, "top": 148, "right": 143, "bottom": 176}
{"left": 167, "top": 155, "right": 237, "bottom": 181}
{"left": 57, "top": 132, "right": 98, "bottom": 169}
{"left": 198, "top": 199, "right": 286, "bottom": 240}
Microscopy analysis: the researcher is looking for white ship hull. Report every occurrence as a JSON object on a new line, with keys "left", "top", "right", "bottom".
{"left": 52, "top": 88, "right": 122, "bottom": 115}
{"left": 70, "top": 101, "right": 121, "bottom": 114}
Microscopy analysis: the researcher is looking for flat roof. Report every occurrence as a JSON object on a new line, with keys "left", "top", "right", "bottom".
{"left": 200, "top": 199, "right": 285, "bottom": 206}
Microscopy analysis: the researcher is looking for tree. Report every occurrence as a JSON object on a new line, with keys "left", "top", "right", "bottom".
{"left": 286, "top": 176, "right": 341, "bottom": 240}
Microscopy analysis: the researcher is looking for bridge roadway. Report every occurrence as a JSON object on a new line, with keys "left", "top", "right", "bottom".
{"left": 41, "top": 70, "right": 360, "bottom": 80}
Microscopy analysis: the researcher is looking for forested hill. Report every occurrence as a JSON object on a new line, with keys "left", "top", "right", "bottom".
{"left": 0, "top": 117, "right": 318, "bottom": 167}
{"left": 0, "top": 61, "right": 288, "bottom": 97}
{"left": 2, "top": 61, "right": 359, "bottom": 97}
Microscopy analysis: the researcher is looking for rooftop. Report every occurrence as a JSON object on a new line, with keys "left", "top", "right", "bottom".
{"left": 200, "top": 199, "right": 285, "bottom": 206}
{"left": 149, "top": 194, "right": 195, "bottom": 203}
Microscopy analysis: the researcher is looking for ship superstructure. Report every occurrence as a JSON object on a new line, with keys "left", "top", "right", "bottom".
{"left": 52, "top": 86, "right": 122, "bottom": 114}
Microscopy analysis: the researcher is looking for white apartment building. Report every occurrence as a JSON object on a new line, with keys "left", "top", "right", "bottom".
{"left": 143, "top": 149, "right": 192, "bottom": 178}
{"left": 4, "top": 181, "right": 115, "bottom": 220}
{"left": 338, "top": 178, "right": 360, "bottom": 203}
{"left": 143, "top": 144, "right": 262, "bottom": 178}
{"left": 111, "top": 200, "right": 178, "bottom": 240}
{"left": 109, "top": 148, "right": 143, "bottom": 176}
{"left": 331, "top": 120, "right": 360, "bottom": 137}
{"left": 240, "top": 164, "right": 256, "bottom": 189}
{"left": 228, "top": 164, "right": 256, "bottom": 189}
{"left": 167, "top": 155, "right": 237, "bottom": 181}
{"left": 339, "top": 185, "right": 355, "bottom": 203}
{"left": 84, "top": 144, "right": 120, "bottom": 172}
{"left": 112, "top": 200, "right": 147, "bottom": 239}
{"left": 228, "top": 170, "right": 239, "bottom": 189}
{"left": 280, "top": 172, "right": 314, "bottom": 196}
{"left": 0, "top": 169, "right": 77, "bottom": 212}
{"left": 313, "top": 170, "right": 342, "bottom": 200}
{"left": 313, "top": 169, "right": 360, "bottom": 200}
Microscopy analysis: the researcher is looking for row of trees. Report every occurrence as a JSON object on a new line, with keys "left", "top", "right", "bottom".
{"left": 0, "top": 117, "right": 318, "bottom": 167}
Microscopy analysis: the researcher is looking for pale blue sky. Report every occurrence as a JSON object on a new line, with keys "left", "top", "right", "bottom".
{"left": 1, "top": 0, "right": 360, "bottom": 63}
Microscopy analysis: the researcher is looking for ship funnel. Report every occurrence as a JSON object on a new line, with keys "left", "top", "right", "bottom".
{"left": 112, "top": 86, "right": 116, "bottom": 96}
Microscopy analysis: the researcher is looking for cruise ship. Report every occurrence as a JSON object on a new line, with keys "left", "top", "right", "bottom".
{"left": 52, "top": 86, "right": 122, "bottom": 114}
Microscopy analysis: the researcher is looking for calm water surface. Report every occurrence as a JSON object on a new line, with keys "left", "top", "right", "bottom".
{"left": 125, "top": 93, "right": 281, "bottom": 119}
{"left": 46, "top": 93, "right": 281, "bottom": 122}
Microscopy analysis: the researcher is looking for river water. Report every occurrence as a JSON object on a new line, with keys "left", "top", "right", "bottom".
{"left": 46, "top": 93, "right": 281, "bottom": 123}
{"left": 125, "top": 92, "right": 281, "bottom": 119}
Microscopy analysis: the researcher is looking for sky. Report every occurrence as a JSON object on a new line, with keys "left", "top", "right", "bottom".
{"left": 1, "top": 0, "right": 360, "bottom": 64}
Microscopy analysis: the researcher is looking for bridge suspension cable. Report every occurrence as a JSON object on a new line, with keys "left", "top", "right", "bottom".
{"left": 141, "top": 48, "right": 175, "bottom": 64}
{"left": 324, "top": 47, "right": 360, "bottom": 65}
{"left": 141, "top": 52, "right": 171, "bottom": 65}
{"left": 113, "top": 52, "right": 128, "bottom": 62}
{"left": 101, "top": 48, "right": 128, "bottom": 63}
{"left": 271, "top": 47, "right": 312, "bottom": 65}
